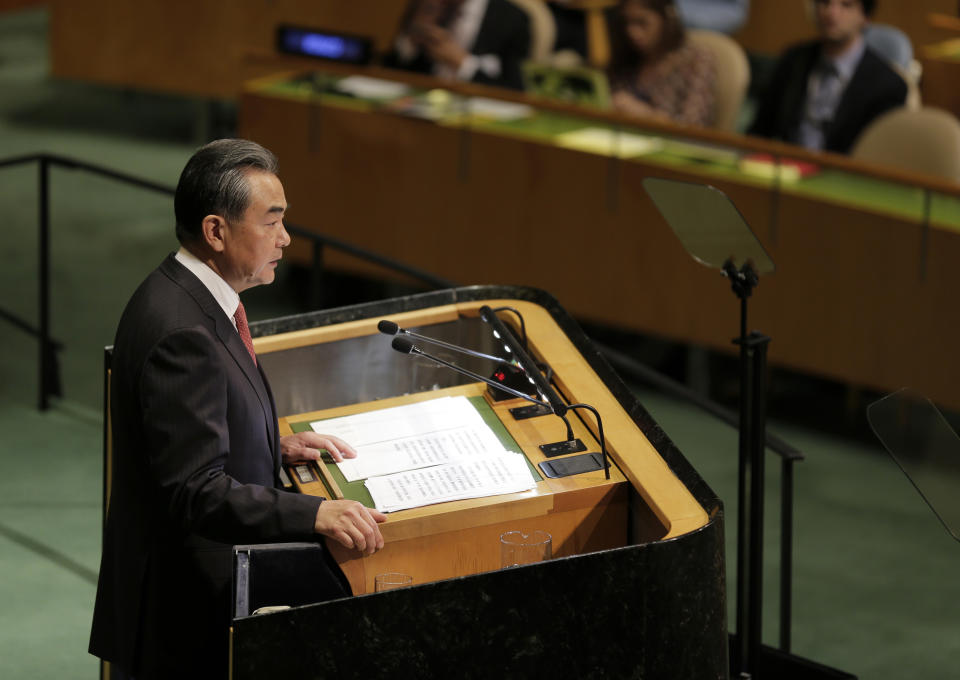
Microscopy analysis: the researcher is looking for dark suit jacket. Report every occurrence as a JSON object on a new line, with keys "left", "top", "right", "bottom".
{"left": 382, "top": 0, "right": 531, "bottom": 90}
{"left": 749, "top": 41, "right": 907, "bottom": 154}
{"left": 89, "top": 255, "right": 335, "bottom": 679}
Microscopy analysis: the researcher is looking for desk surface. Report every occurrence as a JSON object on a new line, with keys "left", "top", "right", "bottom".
{"left": 241, "top": 69, "right": 960, "bottom": 413}
{"left": 281, "top": 383, "right": 623, "bottom": 527}
{"left": 257, "top": 72, "right": 960, "bottom": 231}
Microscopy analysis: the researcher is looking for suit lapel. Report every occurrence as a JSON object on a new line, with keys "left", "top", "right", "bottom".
{"left": 472, "top": 0, "right": 509, "bottom": 55}
{"left": 787, "top": 45, "right": 821, "bottom": 137}
{"left": 159, "top": 255, "right": 280, "bottom": 465}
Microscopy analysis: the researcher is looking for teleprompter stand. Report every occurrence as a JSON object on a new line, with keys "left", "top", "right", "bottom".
{"left": 644, "top": 178, "right": 854, "bottom": 680}
{"left": 725, "top": 258, "right": 770, "bottom": 680}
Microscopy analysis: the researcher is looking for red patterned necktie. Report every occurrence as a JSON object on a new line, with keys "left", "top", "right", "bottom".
{"left": 233, "top": 302, "right": 257, "bottom": 365}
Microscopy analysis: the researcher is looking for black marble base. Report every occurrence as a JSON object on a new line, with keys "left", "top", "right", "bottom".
{"left": 233, "top": 517, "right": 727, "bottom": 679}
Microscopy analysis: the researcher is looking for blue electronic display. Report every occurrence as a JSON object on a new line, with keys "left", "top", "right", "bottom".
{"left": 277, "top": 26, "right": 372, "bottom": 65}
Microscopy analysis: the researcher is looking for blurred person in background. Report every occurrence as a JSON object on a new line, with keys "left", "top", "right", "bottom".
{"left": 607, "top": 0, "right": 716, "bottom": 126}
{"left": 748, "top": 0, "right": 906, "bottom": 154}
{"left": 383, "top": 0, "right": 531, "bottom": 90}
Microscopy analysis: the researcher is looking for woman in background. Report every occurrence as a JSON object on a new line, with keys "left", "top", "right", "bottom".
{"left": 608, "top": 0, "right": 716, "bottom": 126}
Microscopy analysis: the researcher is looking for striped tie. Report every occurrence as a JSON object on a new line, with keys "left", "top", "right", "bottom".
{"left": 233, "top": 302, "right": 257, "bottom": 365}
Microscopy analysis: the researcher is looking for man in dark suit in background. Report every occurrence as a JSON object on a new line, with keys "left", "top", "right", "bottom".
{"left": 748, "top": 0, "right": 906, "bottom": 154}
{"left": 383, "top": 0, "right": 531, "bottom": 90}
{"left": 89, "top": 139, "right": 387, "bottom": 679}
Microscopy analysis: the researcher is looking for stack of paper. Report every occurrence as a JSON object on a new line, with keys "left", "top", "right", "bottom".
{"left": 334, "top": 75, "right": 411, "bottom": 100}
{"left": 366, "top": 452, "right": 535, "bottom": 512}
{"left": 555, "top": 127, "right": 664, "bottom": 157}
{"left": 466, "top": 97, "right": 534, "bottom": 121}
{"left": 309, "top": 396, "right": 536, "bottom": 512}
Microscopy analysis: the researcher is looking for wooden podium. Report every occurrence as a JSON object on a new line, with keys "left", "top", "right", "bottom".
{"left": 282, "top": 382, "right": 632, "bottom": 595}
{"left": 229, "top": 286, "right": 727, "bottom": 678}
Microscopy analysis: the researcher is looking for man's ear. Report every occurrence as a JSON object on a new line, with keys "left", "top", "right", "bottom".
{"left": 201, "top": 215, "right": 227, "bottom": 253}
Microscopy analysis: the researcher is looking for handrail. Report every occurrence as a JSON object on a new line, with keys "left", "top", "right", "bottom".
{"left": 284, "top": 223, "right": 457, "bottom": 290}
{"left": 0, "top": 152, "right": 457, "bottom": 409}
{"left": 0, "top": 153, "right": 177, "bottom": 194}
{"left": 595, "top": 340, "right": 804, "bottom": 462}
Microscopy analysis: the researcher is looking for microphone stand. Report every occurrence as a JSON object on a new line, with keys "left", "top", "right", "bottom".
{"left": 392, "top": 337, "right": 576, "bottom": 439}
{"left": 379, "top": 319, "right": 512, "bottom": 365}
{"left": 480, "top": 306, "right": 610, "bottom": 480}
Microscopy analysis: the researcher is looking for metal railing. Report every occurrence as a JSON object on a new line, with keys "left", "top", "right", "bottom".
{"left": 594, "top": 341, "right": 804, "bottom": 653}
{"left": 0, "top": 152, "right": 454, "bottom": 410}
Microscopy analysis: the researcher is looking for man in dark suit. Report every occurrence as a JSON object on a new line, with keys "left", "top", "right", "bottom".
{"left": 383, "top": 0, "right": 531, "bottom": 90}
{"left": 748, "top": 0, "right": 906, "bottom": 154}
{"left": 89, "top": 139, "right": 387, "bottom": 679}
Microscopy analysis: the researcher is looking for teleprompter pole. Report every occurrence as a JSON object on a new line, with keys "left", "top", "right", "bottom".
{"left": 723, "top": 260, "right": 770, "bottom": 680}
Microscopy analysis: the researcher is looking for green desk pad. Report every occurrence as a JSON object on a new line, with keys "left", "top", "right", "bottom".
{"left": 256, "top": 75, "right": 960, "bottom": 232}
{"left": 291, "top": 395, "right": 542, "bottom": 506}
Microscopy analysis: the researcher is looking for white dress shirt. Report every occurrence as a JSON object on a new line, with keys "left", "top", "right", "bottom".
{"left": 175, "top": 246, "right": 241, "bottom": 331}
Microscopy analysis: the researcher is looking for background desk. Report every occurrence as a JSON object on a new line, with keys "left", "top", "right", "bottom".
{"left": 920, "top": 37, "right": 960, "bottom": 119}
{"left": 239, "top": 70, "right": 960, "bottom": 413}
{"left": 48, "top": 0, "right": 409, "bottom": 98}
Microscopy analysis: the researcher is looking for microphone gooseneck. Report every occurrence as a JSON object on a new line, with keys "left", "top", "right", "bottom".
{"left": 390, "top": 339, "right": 549, "bottom": 407}
{"left": 479, "top": 306, "right": 567, "bottom": 418}
{"left": 379, "top": 318, "right": 513, "bottom": 365}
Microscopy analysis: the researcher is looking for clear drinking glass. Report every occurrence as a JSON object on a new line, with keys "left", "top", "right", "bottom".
{"left": 500, "top": 530, "right": 552, "bottom": 567}
{"left": 374, "top": 572, "right": 414, "bottom": 592}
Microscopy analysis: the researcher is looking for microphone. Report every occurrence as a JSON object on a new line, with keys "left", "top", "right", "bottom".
{"left": 379, "top": 319, "right": 512, "bottom": 365}
{"left": 391, "top": 336, "right": 546, "bottom": 406}
{"left": 478, "top": 306, "right": 567, "bottom": 417}
{"left": 479, "top": 306, "right": 610, "bottom": 479}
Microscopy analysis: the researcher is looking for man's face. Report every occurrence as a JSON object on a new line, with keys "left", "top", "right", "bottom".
{"left": 219, "top": 170, "right": 290, "bottom": 293}
{"left": 814, "top": 0, "right": 867, "bottom": 46}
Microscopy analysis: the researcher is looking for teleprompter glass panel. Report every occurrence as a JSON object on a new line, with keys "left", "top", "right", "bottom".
{"left": 643, "top": 177, "right": 775, "bottom": 275}
{"left": 868, "top": 388, "right": 960, "bottom": 542}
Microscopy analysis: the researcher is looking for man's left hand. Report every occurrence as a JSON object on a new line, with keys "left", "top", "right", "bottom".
{"left": 280, "top": 432, "right": 357, "bottom": 465}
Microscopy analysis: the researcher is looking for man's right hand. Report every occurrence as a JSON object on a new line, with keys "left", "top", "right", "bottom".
{"left": 314, "top": 500, "right": 387, "bottom": 556}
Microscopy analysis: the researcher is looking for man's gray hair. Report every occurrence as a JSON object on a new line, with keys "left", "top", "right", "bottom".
{"left": 174, "top": 139, "right": 279, "bottom": 244}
